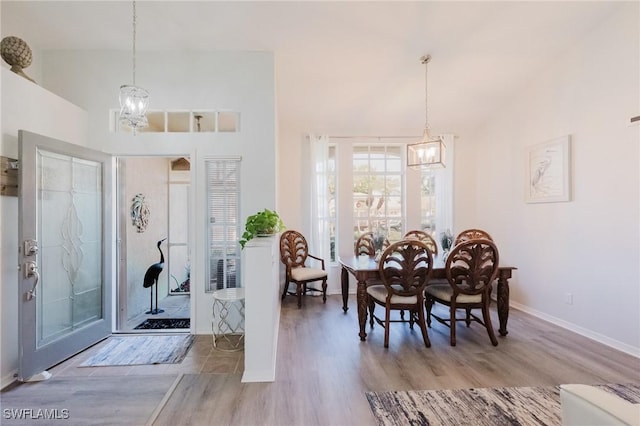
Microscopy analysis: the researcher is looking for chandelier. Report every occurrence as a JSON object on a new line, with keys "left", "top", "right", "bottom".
{"left": 407, "top": 55, "right": 445, "bottom": 168}
{"left": 119, "top": 0, "right": 149, "bottom": 131}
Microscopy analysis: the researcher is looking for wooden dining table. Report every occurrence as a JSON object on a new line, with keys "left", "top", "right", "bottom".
{"left": 339, "top": 255, "right": 517, "bottom": 341}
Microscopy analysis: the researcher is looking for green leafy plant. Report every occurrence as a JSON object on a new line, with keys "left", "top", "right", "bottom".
{"left": 239, "top": 208, "right": 285, "bottom": 249}
{"left": 440, "top": 229, "right": 453, "bottom": 251}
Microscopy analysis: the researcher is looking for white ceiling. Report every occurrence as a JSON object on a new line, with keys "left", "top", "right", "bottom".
{"left": 1, "top": 1, "right": 624, "bottom": 137}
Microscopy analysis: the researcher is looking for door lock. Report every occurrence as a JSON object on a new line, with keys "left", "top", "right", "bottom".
{"left": 23, "top": 239, "right": 38, "bottom": 256}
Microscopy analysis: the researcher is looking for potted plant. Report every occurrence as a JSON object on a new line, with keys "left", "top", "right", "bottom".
{"left": 239, "top": 208, "right": 285, "bottom": 248}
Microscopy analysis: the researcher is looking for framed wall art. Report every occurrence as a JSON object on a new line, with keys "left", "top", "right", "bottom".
{"left": 525, "top": 135, "right": 571, "bottom": 203}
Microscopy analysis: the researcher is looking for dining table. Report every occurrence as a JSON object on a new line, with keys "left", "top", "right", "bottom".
{"left": 339, "top": 255, "right": 517, "bottom": 341}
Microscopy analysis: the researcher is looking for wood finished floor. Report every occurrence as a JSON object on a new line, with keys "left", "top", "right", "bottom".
{"left": 4, "top": 294, "right": 639, "bottom": 425}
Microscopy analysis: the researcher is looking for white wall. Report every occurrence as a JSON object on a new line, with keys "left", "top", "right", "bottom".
{"left": 124, "top": 157, "right": 170, "bottom": 321}
{"left": 276, "top": 5, "right": 640, "bottom": 356}
{"left": 0, "top": 68, "right": 89, "bottom": 387}
{"left": 38, "top": 50, "right": 276, "bottom": 337}
{"left": 461, "top": 5, "right": 639, "bottom": 354}
{"left": 1, "top": 51, "right": 276, "bottom": 386}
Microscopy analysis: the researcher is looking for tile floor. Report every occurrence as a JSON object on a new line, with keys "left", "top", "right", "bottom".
{"left": 48, "top": 334, "right": 244, "bottom": 378}
{"left": 124, "top": 294, "right": 191, "bottom": 331}
{"left": 45, "top": 293, "right": 244, "bottom": 379}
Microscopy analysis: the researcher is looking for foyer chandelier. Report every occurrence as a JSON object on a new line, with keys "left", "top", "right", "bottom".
{"left": 119, "top": 0, "right": 149, "bottom": 131}
{"left": 407, "top": 55, "right": 445, "bottom": 168}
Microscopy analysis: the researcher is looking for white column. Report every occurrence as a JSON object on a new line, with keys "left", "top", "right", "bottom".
{"left": 241, "top": 235, "right": 280, "bottom": 382}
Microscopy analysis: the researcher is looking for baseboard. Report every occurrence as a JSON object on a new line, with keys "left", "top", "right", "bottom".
{"left": 1, "top": 370, "right": 17, "bottom": 390}
{"left": 241, "top": 369, "right": 276, "bottom": 383}
{"left": 510, "top": 301, "right": 640, "bottom": 359}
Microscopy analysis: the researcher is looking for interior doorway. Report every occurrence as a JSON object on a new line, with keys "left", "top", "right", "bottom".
{"left": 116, "top": 156, "right": 191, "bottom": 332}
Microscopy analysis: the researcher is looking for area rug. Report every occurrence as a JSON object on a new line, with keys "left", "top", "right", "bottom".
{"left": 80, "top": 335, "right": 195, "bottom": 367}
{"left": 134, "top": 318, "right": 190, "bottom": 330}
{"left": 366, "top": 383, "right": 640, "bottom": 426}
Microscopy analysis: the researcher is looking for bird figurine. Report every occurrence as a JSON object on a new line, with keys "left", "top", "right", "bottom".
{"left": 143, "top": 238, "right": 167, "bottom": 314}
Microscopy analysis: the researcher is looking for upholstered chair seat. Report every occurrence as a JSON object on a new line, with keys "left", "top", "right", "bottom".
{"left": 367, "top": 284, "right": 419, "bottom": 305}
{"left": 290, "top": 266, "right": 327, "bottom": 282}
{"left": 424, "top": 285, "right": 483, "bottom": 304}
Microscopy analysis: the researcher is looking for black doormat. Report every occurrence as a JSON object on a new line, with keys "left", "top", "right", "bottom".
{"left": 134, "top": 318, "right": 190, "bottom": 330}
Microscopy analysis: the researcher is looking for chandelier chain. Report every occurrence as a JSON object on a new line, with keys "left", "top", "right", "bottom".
{"left": 422, "top": 55, "right": 431, "bottom": 130}
{"left": 132, "top": 0, "right": 137, "bottom": 86}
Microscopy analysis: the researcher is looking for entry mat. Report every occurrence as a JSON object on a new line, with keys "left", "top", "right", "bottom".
{"left": 80, "top": 335, "right": 195, "bottom": 367}
{"left": 134, "top": 318, "right": 190, "bottom": 330}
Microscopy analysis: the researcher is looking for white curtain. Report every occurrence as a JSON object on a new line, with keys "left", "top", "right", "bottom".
{"left": 308, "top": 134, "right": 331, "bottom": 262}
{"left": 434, "top": 134, "right": 455, "bottom": 238}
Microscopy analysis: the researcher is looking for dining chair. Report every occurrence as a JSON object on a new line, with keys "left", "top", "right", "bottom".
{"left": 453, "top": 228, "right": 493, "bottom": 246}
{"left": 403, "top": 230, "right": 439, "bottom": 256}
{"left": 279, "top": 230, "right": 328, "bottom": 309}
{"left": 366, "top": 239, "right": 434, "bottom": 348}
{"left": 425, "top": 238, "right": 500, "bottom": 346}
{"left": 354, "top": 231, "right": 390, "bottom": 257}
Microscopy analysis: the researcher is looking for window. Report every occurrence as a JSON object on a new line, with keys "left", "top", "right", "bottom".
{"left": 310, "top": 135, "right": 454, "bottom": 262}
{"left": 419, "top": 171, "right": 436, "bottom": 234}
{"left": 205, "top": 159, "right": 241, "bottom": 292}
{"left": 327, "top": 146, "right": 337, "bottom": 261}
{"left": 352, "top": 145, "right": 404, "bottom": 243}
{"left": 110, "top": 110, "right": 239, "bottom": 133}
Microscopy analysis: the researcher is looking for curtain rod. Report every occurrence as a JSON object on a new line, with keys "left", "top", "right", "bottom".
{"left": 306, "top": 135, "right": 420, "bottom": 140}
{"left": 305, "top": 134, "right": 459, "bottom": 140}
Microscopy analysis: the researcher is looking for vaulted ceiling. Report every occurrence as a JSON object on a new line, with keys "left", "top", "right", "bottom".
{"left": 1, "top": 1, "right": 623, "bottom": 138}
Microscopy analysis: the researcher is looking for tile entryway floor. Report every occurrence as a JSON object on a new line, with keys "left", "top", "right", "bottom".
{"left": 124, "top": 294, "right": 191, "bottom": 331}
{"left": 47, "top": 334, "right": 243, "bottom": 378}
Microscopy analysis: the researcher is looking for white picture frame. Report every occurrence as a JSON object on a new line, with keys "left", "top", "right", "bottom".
{"left": 525, "top": 135, "right": 571, "bottom": 203}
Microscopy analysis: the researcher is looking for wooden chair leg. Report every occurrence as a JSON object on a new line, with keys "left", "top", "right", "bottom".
{"left": 322, "top": 279, "right": 327, "bottom": 303}
{"left": 416, "top": 305, "right": 431, "bottom": 348}
{"left": 384, "top": 305, "right": 391, "bottom": 348}
{"left": 482, "top": 303, "right": 498, "bottom": 346}
{"left": 465, "top": 308, "right": 472, "bottom": 327}
{"left": 296, "top": 283, "right": 303, "bottom": 309}
{"left": 425, "top": 297, "right": 433, "bottom": 327}
{"left": 281, "top": 277, "right": 290, "bottom": 301}
{"left": 449, "top": 304, "right": 457, "bottom": 346}
{"left": 368, "top": 297, "right": 375, "bottom": 327}
{"left": 409, "top": 308, "right": 415, "bottom": 329}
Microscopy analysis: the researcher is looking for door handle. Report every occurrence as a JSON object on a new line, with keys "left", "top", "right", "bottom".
{"left": 24, "top": 261, "right": 39, "bottom": 301}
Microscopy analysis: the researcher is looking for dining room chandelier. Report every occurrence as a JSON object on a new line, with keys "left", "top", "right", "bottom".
{"left": 407, "top": 55, "right": 445, "bottom": 168}
{"left": 119, "top": 0, "right": 149, "bottom": 131}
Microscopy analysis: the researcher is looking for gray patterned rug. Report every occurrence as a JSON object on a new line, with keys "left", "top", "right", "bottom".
{"left": 80, "top": 335, "right": 195, "bottom": 367}
{"left": 366, "top": 383, "right": 640, "bottom": 426}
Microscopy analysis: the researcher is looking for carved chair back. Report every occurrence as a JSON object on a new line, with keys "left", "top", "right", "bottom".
{"left": 446, "top": 238, "right": 499, "bottom": 296}
{"left": 403, "top": 230, "right": 439, "bottom": 256}
{"left": 453, "top": 228, "right": 493, "bottom": 247}
{"left": 279, "top": 230, "right": 309, "bottom": 270}
{"left": 378, "top": 239, "right": 434, "bottom": 299}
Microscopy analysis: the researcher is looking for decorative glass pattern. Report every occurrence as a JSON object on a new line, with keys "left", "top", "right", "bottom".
{"left": 37, "top": 150, "right": 103, "bottom": 347}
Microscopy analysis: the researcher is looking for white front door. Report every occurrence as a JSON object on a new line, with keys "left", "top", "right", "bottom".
{"left": 18, "top": 130, "right": 113, "bottom": 380}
